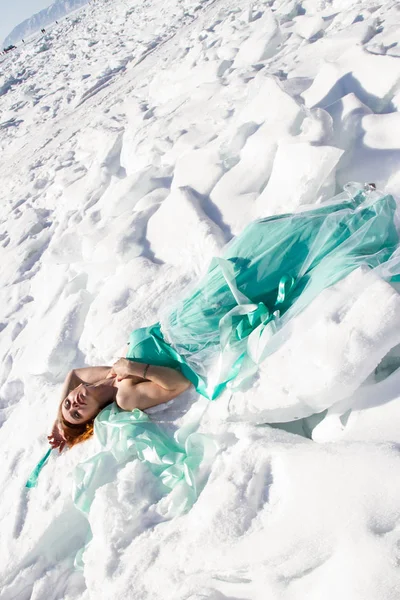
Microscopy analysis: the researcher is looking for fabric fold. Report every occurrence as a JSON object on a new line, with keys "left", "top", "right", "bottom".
{"left": 73, "top": 402, "right": 214, "bottom": 519}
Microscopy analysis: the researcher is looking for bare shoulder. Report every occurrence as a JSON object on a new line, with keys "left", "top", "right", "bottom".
{"left": 115, "top": 377, "right": 141, "bottom": 410}
{"left": 115, "top": 378, "right": 183, "bottom": 412}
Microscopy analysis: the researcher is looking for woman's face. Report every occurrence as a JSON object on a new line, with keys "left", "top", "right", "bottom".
{"left": 61, "top": 383, "right": 102, "bottom": 425}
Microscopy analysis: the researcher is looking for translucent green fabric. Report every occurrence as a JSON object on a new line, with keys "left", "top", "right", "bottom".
{"left": 73, "top": 402, "right": 213, "bottom": 516}
{"left": 127, "top": 186, "right": 399, "bottom": 399}
{"left": 72, "top": 401, "right": 213, "bottom": 567}
{"left": 72, "top": 184, "right": 399, "bottom": 566}
{"left": 25, "top": 448, "right": 52, "bottom": 488}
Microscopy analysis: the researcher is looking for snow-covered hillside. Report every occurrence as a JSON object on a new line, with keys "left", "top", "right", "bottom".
{"left": 3, "top": 0, "right": 89, "bottom": 47}
{"left": 1, "top": 0, "right": 400, "bottom": 598}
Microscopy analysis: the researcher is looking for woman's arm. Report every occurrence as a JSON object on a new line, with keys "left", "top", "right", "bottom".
{"left": 58, "top": 367, "right": 113, "bottom": 397}
{"left": 72, "top": 366, "right": 113, "bottom": 384}
{"left": 58, "top": 370, "right": 82, "bottom": 402}
{"left": 48, "top": 370, "right": 82, "bottom": 451}
{"left": 116, "top": 376, "right": 191, "bottom": 412}
{"left": 111, "top": 358, "right": 191, "bottom": 392}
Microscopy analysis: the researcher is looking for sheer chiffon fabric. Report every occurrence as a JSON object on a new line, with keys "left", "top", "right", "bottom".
{"left": 72, "top": 184, "right": 400, "bottom": 562}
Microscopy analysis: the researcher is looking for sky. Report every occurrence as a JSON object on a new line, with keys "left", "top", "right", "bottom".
{"left": 0, "top": 0, "right": 53, "bottom": 45}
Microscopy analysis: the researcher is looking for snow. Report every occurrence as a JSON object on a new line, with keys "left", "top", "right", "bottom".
{"left": 232, "top": 9, "right": 282, "bottom": 68}
{"left": 302, "top": 46, "right": 400, "bottom": 113}
{"left": 84, "top": 434, "right": 400, "bottom": 600}
{"left": 2, "top": 0, "right": 400, "bottom": 598}
{"left": 293, "top": 15, "right": 326, "bottom": 40}
{"left": 253, "top": 142, "right": 343, "bottom": 216}
{"left": 172, "top": 148, "right": 224, "bottom": 196}
{"left": 226, "top": 266, "right": 400, "bottom": 424}
{"left": 147, "top": 186, "right": 226, "bottom": 271}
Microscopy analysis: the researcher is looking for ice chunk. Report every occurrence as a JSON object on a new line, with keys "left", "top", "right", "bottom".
{"left": 325, "top": 93, "right": 372, "bottom": 151}
{"left": 363, "top": 111, "right": 400, "bottom": 150}
{"left": 337, "top": 111, "right": 400, "bottom": 190}
{"left": 216, "top": 60, "right": 233, "bottom": 78}
{"left": 211, "top": 191, "right": 258, "bottom": 237}
{"left": 162, "top": 126, "right": 218, "bottom": 168}
{"left": 90, "top": 209, "right": 152, "bottom": 264}
{"left": 302, "top": 46, "right": 400, "bottom": 113}
{"left": 208, "top": 80, "right": 301, "bottom": 234}
{"left": 233, "top": 10, "right": 282, "bottom": 68}
{"left": 219, "top": 121, "right": 260, "bottom": 160}
{"left": 172, "top": 149, "right": 223, "bottom": 196}
{"left": 236, "top": 75, "right": 302, "bottom": 127}
{"left": 211, "top": 121, "right": 291, "bottom": 233}
{"left": 297, "top": 108, "right": 333, "bottom": 145}
{"left": 228, "top": 267, "right": 400, "bottom": 423}
{"left": 253, "top": 142, "right": 343, "bottom": 217}
{"left": 274, "top": 0, "right": 302, "bottom": 21}
{"left": 99, "top": 167, "right": 171, "bottom": 218}
{"left": 369, "top": 23, "right": 400, "bottom": 54}
{"left": 312, "top": 366, "right": 400, "bottom": 444}
{"left": 293, "top": 15, "right": 325, "bottom": 40}
{"left": 216, "top": 45, "right": 239, "bottom": 62}
{"left": 146, "top": 187, "right": 225, "bottom": 272}
{"left": 120, "top": 120, "right": 162, "bottom": 176}
{"left": 135, "top": 187, "right": 169, "bottom": 211}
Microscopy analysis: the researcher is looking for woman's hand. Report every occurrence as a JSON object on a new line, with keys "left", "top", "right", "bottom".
{"left": 110, "top": 358, "right": 140, "bottom": 381}
{"left": 48, "top": 421, "right": 67, "bottom": 453}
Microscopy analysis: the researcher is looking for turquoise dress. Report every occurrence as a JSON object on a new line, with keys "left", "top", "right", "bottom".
{"left": 125, "top": 187, "right": 398, "bottom": 400}
{"left": 26, "top": 186, "right": 400, "bottom": 561}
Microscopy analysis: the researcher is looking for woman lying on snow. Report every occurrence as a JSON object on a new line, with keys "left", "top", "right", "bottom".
{"left": 47, "top": 183, "right": 400, "bottom": 454}
{"left": 49, "top": 359, "right": 191, "bottom": 452}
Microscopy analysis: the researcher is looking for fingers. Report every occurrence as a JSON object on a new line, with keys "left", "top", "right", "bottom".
{"left": 111, "top": 360, "right": 129, "bottom": 381}
{"left": 47, "top": 427, "right": 67, "bottom": 452}
{"left": 47, "top": 435, "right": 60, "bottom": 449}
{"left": 112, "top": 357, "right": 127, "bottom": 370}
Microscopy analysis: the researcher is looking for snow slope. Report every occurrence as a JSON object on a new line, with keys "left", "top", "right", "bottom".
{"left": 2, "top": 0, "right": 400, "bottom": 598}
{"left": 3, "top": 0, "right": 90, "bottom": 48}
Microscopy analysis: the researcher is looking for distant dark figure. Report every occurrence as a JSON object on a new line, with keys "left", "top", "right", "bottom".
{"left": 3, "top": 45, "right": 16, "bottom": 54}
{"left": 41, "top": 28, "right": 46, "bottom": 33}
{"left": 22, "top": 39, "right": 25, "bottom": 43}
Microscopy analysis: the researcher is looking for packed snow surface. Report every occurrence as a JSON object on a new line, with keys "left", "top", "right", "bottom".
{"left": 2, "top": 0, "right": 400, "bottom": 598}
